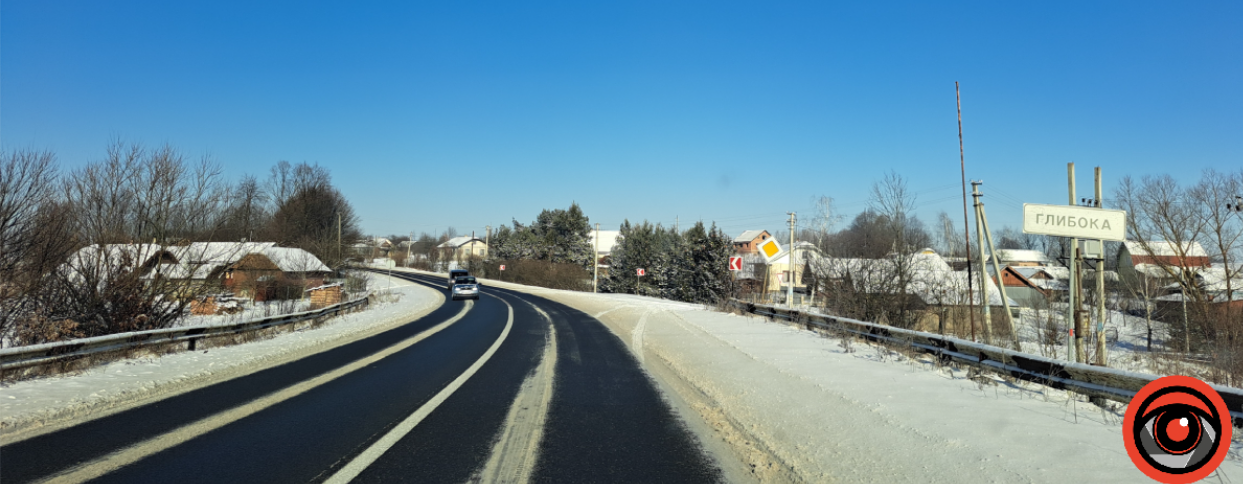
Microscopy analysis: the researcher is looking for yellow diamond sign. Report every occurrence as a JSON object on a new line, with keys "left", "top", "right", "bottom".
{"left": 757, "top": 238, "right": 783, "bottom": 263}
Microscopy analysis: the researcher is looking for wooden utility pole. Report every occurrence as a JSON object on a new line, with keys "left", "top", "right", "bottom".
{"left": 599, "top": 221, "right": 604, "bottom": 292}
{"left": 337, "top": 213, "right": 342, "bottom": 269}
{"left": 1095, "top": 167, "right": 1108, "bottom": 366}
{"left": 1068, "top": 162, "right": 1085, "bottom": 363}
{"left": 957, "top": 82, "right": 978, "bottom": 342}
{"left": 787, "top": 212, "right": 796, "bottom": 307}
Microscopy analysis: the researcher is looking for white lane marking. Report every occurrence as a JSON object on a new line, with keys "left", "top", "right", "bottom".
{"left": 36, "top": 302, "right": 475, "bottom": 484}
{"left": 474, "top": 300, "right": 557, "bottom": 484}
{"left": 324, "top": 299, "right": 515, "bottom": 484}
{"left": 632, "top": 310, "right": 651, "bottom": 364}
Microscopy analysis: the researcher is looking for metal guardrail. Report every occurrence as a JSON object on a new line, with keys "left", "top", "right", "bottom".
{"left": 732, "top": 301, "right": 1243, "bottom": 424}
{"left": 0, "top": 295, "right": 370, "bottom": 374}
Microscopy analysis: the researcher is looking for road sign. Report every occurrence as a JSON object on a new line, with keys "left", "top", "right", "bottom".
{"left": 729, "top": 257, "right": 742, "bottom": 271}
{"left": 756, "top": 238, "right": 783, "bottom": 263}
{"left": 499, "top": 265, "right": 506, "bottom": 271}
{"left": 1022, "top": 203, "right": 1126, "bottom": 241}
{"left": 636, "top": 268, "right": 646, "bottom": 277}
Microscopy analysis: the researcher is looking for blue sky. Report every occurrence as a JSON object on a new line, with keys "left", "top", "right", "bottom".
{"left": 3, "top": 1, "right": 1240, "bottom": 240}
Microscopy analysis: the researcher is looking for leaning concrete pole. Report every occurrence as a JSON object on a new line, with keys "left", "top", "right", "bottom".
{"left": 973, "top": 182, "right": 993, "bottom": 343}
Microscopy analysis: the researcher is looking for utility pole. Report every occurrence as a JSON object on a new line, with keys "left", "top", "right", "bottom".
{"left": 957, "top": 82, "right": 978, "bottom": 342}
{"left": 485, "top": 225, "right": 491, "bottom": 260}
{"left": 599, "top": 221, "right": 604, "bottom": 292}
{"left": 787, "top": 212, "right": 796, "bottom": 308}
{"left": 972, "top": 182, "right": 994, "bottom": 343}
{"left": 974, "top": 181, "right": 1020, "bottom": 350}
{"left": 1068, "top": 162, "right": 1084, "bottom": 363}
{"left": 1095, "top": 167, "right": 1107, "bottom": 366}
{"left": 337, "top": 213, "right": 342, "bottom": 269}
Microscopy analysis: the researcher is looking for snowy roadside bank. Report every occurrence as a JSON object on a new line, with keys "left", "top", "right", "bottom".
{"left": 0, "top": 273, "right": 442, "bottom": 443}
{"left": 426, "top": 269, "right": 1243, "bottom": 483}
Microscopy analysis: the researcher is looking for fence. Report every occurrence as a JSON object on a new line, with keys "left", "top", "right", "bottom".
{"left": 731, "top": 301, "right": 1243, "bottom": 425}
{"left": 1, "top": 295, "right": 370, "bottom": 376}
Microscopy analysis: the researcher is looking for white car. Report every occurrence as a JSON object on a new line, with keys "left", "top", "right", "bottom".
{"left": 450, "top": 276, "right": 480, "bottom": 301}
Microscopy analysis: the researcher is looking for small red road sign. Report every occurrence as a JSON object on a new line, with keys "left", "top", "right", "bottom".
{"left": 729, "top": 257, "right": 742, "bottom": 271}
{"left": 637, "top": 268, "right": 646, "bottom": 277}
{"left": 499, "top": 265, "right": 506, "bottom": 271}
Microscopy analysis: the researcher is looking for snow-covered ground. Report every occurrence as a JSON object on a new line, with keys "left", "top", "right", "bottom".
{"left": 5, "top": 265, "right": 1241, "bottom": 482}
{"left": 0, "top": 272, "right": 441, "bottom": 442}
{"left": 446, "top": 270, "right": 1243, "bottom": 483}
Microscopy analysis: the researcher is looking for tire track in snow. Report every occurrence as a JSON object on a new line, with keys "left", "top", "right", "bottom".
{"left": 631, "top": 309, "right": 652, "bottom": 364}
{"left": 473, "top": 302, "right": 557, "bottom": 484}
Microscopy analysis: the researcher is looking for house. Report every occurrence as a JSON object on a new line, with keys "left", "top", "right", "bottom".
{"left": 588, "top": 230, "right": 622, "bottom": 276}
{"left": 993, "top": 266, "right": 1067, "bottom": 307}
{"left": 589, "top": 230, "right": 621, "bottom": 260}
{"left": 1118, "top": 240, "right": 1211, "bottom": 282}
{"left": 437, "top": 236, "right": 487, "bottom": 260}
{"left": 764, "top": 241, "right": 821, "bottom": 294}
{"left": 67, "top": 242, "right": 332, "bottom": 302}
{"left": 809, "top": 249, "right": 1018, "bottom": 331}
{"left": 984, "top": 249, "right": 1050, "bottom": 267}
{"left": 220, "top": 247, "right": 332, "bottom": 301}
{"left": 732, "top": 230, "right": 772, "bottom": 254}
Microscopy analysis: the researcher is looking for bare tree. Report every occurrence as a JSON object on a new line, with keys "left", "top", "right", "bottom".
{"left": 0, "top": 150, "right": 76, "bottom": 336}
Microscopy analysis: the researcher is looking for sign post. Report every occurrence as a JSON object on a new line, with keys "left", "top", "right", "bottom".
{"left": 1023, "top": 169, "right": 1126, "bottom": 364}
{"left": 636, "top": 268, "right": 645, "bottom": 295}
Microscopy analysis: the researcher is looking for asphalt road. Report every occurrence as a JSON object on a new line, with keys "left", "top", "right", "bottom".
{"left": 1, "top": 271, "right": 721, "bottom": 483}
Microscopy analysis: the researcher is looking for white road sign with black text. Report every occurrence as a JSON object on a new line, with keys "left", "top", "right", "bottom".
{"left": 1022, "top": 203, "right": 1126, "bottom": 241}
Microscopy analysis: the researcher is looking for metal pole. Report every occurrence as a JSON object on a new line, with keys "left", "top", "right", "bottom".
{"left": 972, "top": 182, "right": 993, "bottom": 343}
{"left": 599, "top": 221, "right": 604, "bottom": 292}
{"left": 1068, "top": 162, "right": 1078, "bottom": 363}
{"left": 957, "top": 82, "right": 978, "bottom": 342}
{"left": 788, "top": 212, "right": 796, "bottom": 308}
{"left": 1095, "top": 167, "right": 1108, "bottom": 366}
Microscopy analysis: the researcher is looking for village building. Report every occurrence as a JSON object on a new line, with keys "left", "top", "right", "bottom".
{"left": 65, "top": 242, "right": 332, "bottom": 302}
{"left": 1118, "top": 240, "right": 1211, "bottom": 282}
{"left": 809, "top": 249, "right": 1018, "bottom": 333}
{"left": 732, "top": 230, "right": 772, "bottom": 254}
{"left": 437, "top": 236, "right": 488, "bottom": 260}
{"left": 588, "top": 230, "right": 622, "bottom": 277}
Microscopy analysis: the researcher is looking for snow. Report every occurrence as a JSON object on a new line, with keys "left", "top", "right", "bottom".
{"left": 6, "top": 264, "right": 1241, "bottom": 482}
{"left": 0, "top": 272, "right": 441, "bottom": 440}
{"left": 448, "top": 270, "right": 1243, "bottom": 483}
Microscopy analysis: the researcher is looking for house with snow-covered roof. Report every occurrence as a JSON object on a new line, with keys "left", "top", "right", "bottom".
{"left": 732, "top": 230, "right": 771, "bottom": 254}
{"left": 1118, "top": 240, "right": 1211, "bottom": 283}
{"left": 437, "top": 236, "right": 487, "bottom": 260}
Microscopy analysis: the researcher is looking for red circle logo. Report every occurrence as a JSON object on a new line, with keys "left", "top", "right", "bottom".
{"left": 1123, "top": 375, "right": 1232, "bottom": 483}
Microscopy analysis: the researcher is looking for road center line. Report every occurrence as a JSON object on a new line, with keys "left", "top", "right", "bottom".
{"left": 36, "top": 301, "right": 475, "bottom": 484}
{"left": 324, "top": 298, "right": 515, "bottom": 484}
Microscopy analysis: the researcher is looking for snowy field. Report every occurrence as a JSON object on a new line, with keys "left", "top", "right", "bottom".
{"left": 0, "top": 272, "right": 441, "bottom": 441}
{"left": 440, "top": 269, "right": 1243, "bottom": 484}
